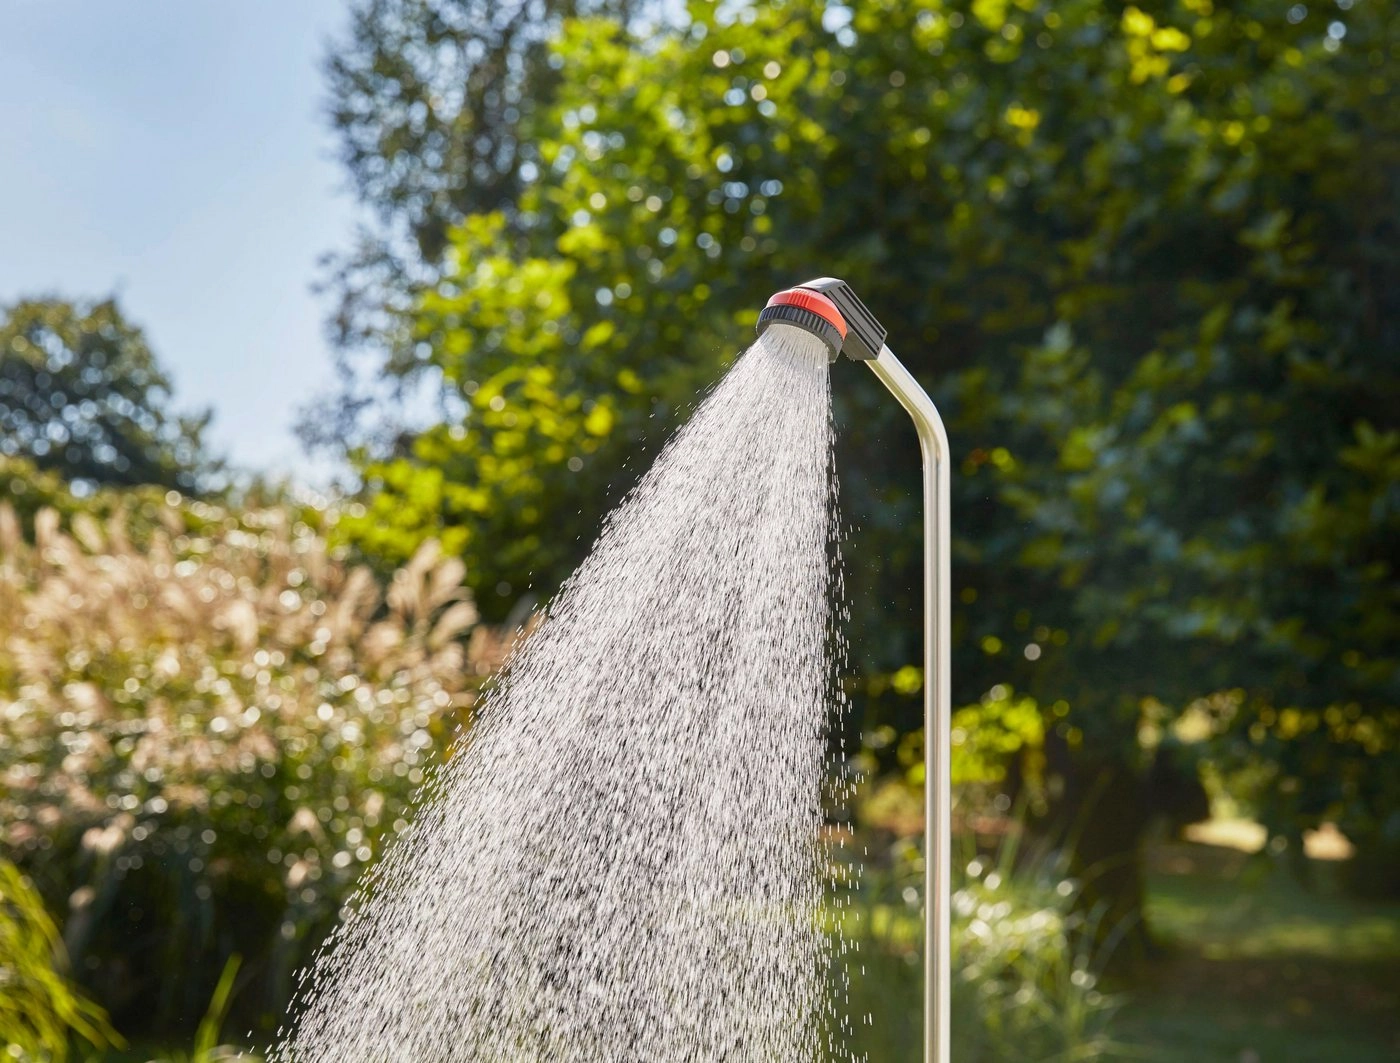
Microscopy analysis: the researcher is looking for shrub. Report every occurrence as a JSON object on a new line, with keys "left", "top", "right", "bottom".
{"left": 0, "top": 498, "right": 494, "bottom": 1040}
{"left": 0, "top": 856, "right": 123, "bottom": 1060}
{"left": 835, "top": 830, "right": 1124, "bottom": 1062}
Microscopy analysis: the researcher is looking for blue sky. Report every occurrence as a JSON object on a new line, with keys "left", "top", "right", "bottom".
{"left": 0, "top": 0, "right": 358, "bottom": 480}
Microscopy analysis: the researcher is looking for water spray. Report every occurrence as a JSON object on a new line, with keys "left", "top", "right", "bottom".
{"left": 759, "top": 278, "right": 952, "bottom": 1063}
{"left": 272, "top": 277, "right": 944, "bottom": 1062}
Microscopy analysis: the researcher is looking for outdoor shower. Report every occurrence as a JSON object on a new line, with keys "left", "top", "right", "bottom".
{"left": 275, "top": 279, "right": 948, "bottom": 1061}
{"left": 759, "top": 279, "right": 953, "bottom": 1063}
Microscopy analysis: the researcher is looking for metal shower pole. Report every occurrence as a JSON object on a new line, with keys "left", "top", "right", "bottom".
{"left": 865, "top": 346, "right": 951, "bottom": 1063}
{"left": 757, "top": 280, "right": 951, "bottom": 1063}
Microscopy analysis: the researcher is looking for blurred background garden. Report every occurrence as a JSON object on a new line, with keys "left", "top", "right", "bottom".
{"left": 2, "top": 0, "right": 1396, "bottom": 1059}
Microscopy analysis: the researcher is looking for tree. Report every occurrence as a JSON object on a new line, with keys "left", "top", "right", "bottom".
{"left": 0, "top": 298, "right": 215, "bottom": 495}
{"left": 304, "top": 0, "right": 642, "bottom": 456}
{"left": 328, "top": 0, "right": 1399, "bottom": 929}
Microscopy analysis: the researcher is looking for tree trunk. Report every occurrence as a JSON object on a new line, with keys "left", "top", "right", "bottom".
{"left": 1041, "top": 733, "right": 1155, "bottom": 970}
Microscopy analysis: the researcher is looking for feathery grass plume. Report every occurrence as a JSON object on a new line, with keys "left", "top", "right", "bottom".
{"left": 0, "top": 496, "right": 496, "bottom": 1035}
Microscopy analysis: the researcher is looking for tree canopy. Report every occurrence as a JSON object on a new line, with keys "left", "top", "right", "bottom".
{"left": 0, "top": 298, "right": 215, "bottom": 496}
{"left": 322, "top": 0, "right": 1399, "bottom": 905}
{"left": 305, "top": 0, "right": 644, "bottom": 455}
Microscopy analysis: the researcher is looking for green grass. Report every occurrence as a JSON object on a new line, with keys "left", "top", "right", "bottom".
{"left": 1117, "top": 839, "right": 1400, "bottom": 1062}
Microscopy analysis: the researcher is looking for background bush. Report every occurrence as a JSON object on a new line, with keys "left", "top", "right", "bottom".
{"left": 0, "top": 857, "right": 123, "bottom": 1061}
{"left": 838, "top": 830, "right": 1121, "bottom": 1062}
{"left": 312, "top": 0, "right": 1400, "bottom": 946}
{"left": 0, "top": 495, "right": 496, "bottom": 1039}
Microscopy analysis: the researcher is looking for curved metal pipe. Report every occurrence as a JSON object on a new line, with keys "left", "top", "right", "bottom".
{"left": 760, "top": 280, "right": 951, "bottom": 1063}
{"left": 864, "top": 346, "right": 951, "bottom": 1063}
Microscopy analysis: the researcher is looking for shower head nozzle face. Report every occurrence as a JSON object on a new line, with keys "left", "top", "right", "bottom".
{"left": 756, "top": 287, "right": 847, "bottom": 361}
{"left": 755, "top": 278, "right": 888, "bottom": 362}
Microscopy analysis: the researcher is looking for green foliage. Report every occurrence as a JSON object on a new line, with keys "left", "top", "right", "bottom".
{"left": 949, "top": 684, "right": 1046, "bottom": 789}
{"left": 325, "top": 0, "right": 1399, "bottom": 909}
{"left": 0, "top": 455, "right": 108, "bottom": 537}
{"left": 324, "top": 0, "right": 640, "bottom": 263}
{"left": 950, "top": 0, "right": 1400, "bottom": 858}
{"left": 0, "top": 497, "right": 493, "bottom": 1039}
{"left": 157, "top": 956, "right": 261, "bottom": 1063}
{"left": 1123, "top": 839, "right": 1400, "bottom": 1060}
{"left": 0, "top": 857, "right": 124, "bottom": 1060}
{"left": 837, "top": 832, "right": 1123, "bottom": 1061}
{"left": 855, "top": 681, "right": 1044, "bottom": 792}
{"left": 71, "top": 957, "right": 265, "bottom": 1063}
{"left": 333, "top": 1, "right": 841, "bottom": 611}
{"left": 0, "top": 298, "right": 216, "bottom": 495}
{"left": 307, "top": 0, "right": 644, "bottom": 456}
{"left": 0, "top": 454, "right": 338, "bottom": 552}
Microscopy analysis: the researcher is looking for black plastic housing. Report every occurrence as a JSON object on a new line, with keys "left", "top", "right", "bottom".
{"left": 796, "top": 278, "right": 887, "bottom": 361}
{"left": 756, "top": 303, "right": 844, "bottom": 361}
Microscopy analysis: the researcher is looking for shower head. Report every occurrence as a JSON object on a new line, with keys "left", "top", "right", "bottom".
{"left": 755, "top": 278, "right": 888, "bottom": 362}
{"left": 756, "top": 287, "right": 847, "bottom": 360}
